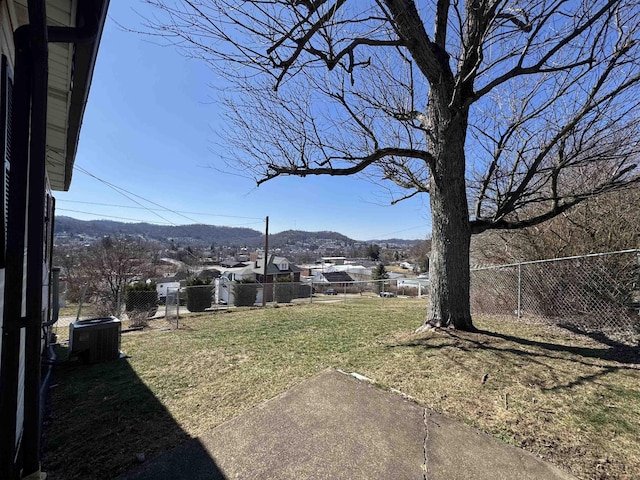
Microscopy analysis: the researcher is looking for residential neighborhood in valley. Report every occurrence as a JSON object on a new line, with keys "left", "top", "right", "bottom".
{"left": 53, "top": 216, "right": 432, "bottom": 309}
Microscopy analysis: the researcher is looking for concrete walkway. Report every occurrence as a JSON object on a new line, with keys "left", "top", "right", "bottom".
{"left": 118, "top": 369, "right": 576, "bottom": 480}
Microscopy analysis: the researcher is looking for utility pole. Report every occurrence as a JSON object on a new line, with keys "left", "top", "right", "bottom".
{"left": 262, "top": 216, "right": 269, "bottom": 307}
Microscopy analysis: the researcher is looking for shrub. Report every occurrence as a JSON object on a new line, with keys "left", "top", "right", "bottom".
{"left": 127, "top": 281, "right": 157, "bottom": 292}
{"left": 125, "top": 281, "right": 157, "bottom": 313}
{"left": 186, "top": 278, "right": 213, "bottom": 312}
{"left": 274, "top": 275, "right": 294, "bottom": 303}
{"left": 234, "top": 280, "right": 258, "bottom": 307}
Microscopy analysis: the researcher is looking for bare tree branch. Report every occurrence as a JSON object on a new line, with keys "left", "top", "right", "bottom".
{"left": 259, "top": 147, "right": 434, "bottom": 184}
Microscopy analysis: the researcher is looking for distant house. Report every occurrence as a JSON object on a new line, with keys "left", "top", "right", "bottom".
{"left": 215, "top": 255, "right": 302, "bottom": 305}
{"left": 321, "top": 256, "right": 346, "bottom": 265}
{"left": 220, "top": 257, "right": 247, "bottom": 268}
{"left": 319, "top": 271, "right": 354, "bottom": 286}
{"left": 255, "top": 255, "right": 302, "bottom": 303}
{"left": 254, "top": 255, "right": 302, "bottom": 283}
{"left": 307, "top": 263, "right": 369, "bottom": 282}
{"left": 333, "top": 264, "right": 370, "bottom": 281}
{"left": 215, "top": 264, "right": 257, "bottom": 305}
{"left": 197, "top": 269, "right": 221, "bottom": 281}
{"left": 219, "top": 263, "right": 256, "bottom": 282}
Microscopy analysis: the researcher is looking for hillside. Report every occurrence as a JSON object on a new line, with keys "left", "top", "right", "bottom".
{"left": 54, "top": 216, "right": 264, "bottom": 246}
{"left": 53, "top": 217, "right": 380, "bottom": 248}
{"left": 268, "top": 229, "right": 354, "bottom": 246}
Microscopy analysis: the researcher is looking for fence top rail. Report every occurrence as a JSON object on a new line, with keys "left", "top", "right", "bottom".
{"left": 471, "top": 249, "right": 639, "bottom": 271}
{"left": 301, "top": 279, "right": 398, "bottom": 284}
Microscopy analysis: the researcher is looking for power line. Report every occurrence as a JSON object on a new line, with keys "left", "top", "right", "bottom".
{"left": 372, "top": 225, "right": 430, "bottom": 239}
{"left": 57, "top": 208, "right": 174, "bottom": 225}
{"left": 68, "top": 164, "right": 424, "bottom": 241}
{"left": 57, "top": 199, "right": 263, "bottom": 220}
{"left": 72, "top": 166, "right": 268, "bottom": 231}
{"left": 74, "top": 166, "right": 178, "bottom": 225}
{"left": 56, "top": 208, "right": 265, "bottom": 229}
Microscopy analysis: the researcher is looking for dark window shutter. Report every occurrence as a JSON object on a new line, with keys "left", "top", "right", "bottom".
{"left": 0, "top": 54, "right": 12, "bottom": 267}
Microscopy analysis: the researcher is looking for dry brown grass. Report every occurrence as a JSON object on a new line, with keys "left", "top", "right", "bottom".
{"left": 43, "top": 299, "right": 640, "bottom": 479}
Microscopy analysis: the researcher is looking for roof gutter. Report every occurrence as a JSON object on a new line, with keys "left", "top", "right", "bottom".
{"left": 55, "top": 0, "right": 110, "bottom": 191}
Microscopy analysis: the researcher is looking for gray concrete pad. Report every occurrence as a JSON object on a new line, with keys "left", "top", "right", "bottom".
{"left": 119, "top": 369, "right": 576, "bottom": 480}
{"left": 424, "top": 411, "right": 576, "bottom": 479}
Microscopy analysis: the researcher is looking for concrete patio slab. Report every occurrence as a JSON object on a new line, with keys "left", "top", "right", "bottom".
{"left": 118, "top": 369, "right": 576, "bottom": 480}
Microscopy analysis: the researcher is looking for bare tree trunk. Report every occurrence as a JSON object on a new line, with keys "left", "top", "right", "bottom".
{"left": 418, "top": 92, "right": 474, "bottom": 331}
{"left": 423, "top": 177, "right": 473, "bottom": 330}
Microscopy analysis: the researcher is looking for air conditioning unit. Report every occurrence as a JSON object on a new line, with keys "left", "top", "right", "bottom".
{"left": 69, "top": 317, "right": 121, "bottom": 363}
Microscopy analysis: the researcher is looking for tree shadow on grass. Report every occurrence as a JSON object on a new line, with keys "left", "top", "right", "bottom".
{"left": 393, "top": 326, "right": 639, "bottom": 366}
{"left": 477, "top": 329, "right": 639, "bottom": 365}
{"left": 556, "top": 321, "right": 639, "bottom": 351}
{"left": 387, "top": 326, "right": 639, "bottom": 393}
{"left": 43, "top": 345, "right": 227, "bottom": 480}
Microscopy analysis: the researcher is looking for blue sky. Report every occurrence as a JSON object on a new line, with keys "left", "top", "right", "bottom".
{"left": 55, "top": 1, "right": 432, "bottom": 241}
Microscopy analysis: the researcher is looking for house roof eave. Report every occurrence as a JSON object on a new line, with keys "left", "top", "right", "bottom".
{"left": 14, "top": 0, "right": 110, "bottom": 191}
{"left": 60, "top": 0, "right": 110, "bottom": 191}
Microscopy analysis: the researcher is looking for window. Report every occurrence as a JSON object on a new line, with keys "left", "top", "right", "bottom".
{"left": 0, "top": 54, "right": 13, "bottom": 268}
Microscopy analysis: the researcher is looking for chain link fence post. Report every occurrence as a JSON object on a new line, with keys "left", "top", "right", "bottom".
{"left": 118, "top": 285, "right": 124, "bottom": 318}
{"left": 517, "top": 263, "right": 522, "bottom": 319}
{"left": 164, "top": 287, "right": 180, "bottom": 327}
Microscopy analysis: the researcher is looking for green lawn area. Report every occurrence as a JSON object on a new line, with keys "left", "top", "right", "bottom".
{"left": 43, "top": 298, "right": 640, "bottom": 479}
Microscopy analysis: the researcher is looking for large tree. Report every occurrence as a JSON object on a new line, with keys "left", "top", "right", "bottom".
{"left": 77, "top": 237, "right": 156, "bottom": 315}
{"left": 145, "top": 0, "right": 640, "bottom": 331}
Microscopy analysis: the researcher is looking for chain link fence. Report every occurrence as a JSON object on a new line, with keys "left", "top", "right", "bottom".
{"left": 212, "top": 278, "right": 423, "bottom": 307}
{"left": 55, "top": 283, "right": 171, "bottom": 339}
{"left": 471, "top": 250, "right": 640, "bottom": 342}
{"left": 53, "top": 250, "right": 638, "bottom": 343}
{"left": 300, "top": 278, "right": 429, "bottom": 300}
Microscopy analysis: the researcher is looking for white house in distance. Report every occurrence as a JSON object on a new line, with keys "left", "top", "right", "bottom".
{"left": 215, "top": 254, "right": 302, "bottom": 305}
{"left": 301, "top": 260, "right": 372, "bottom": 282}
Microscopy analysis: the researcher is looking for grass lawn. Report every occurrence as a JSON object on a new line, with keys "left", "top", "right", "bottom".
{"left": 43, "top": 298, "right": 640, "bottom": 479}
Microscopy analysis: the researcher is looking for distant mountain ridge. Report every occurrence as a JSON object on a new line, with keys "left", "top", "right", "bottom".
{"left": 53, "top": 216, "right": 368, "bottom": 248}
{"left": 266, "top": 229, "right": 353, "bottom": 245}
{"left": 54, "top": 216, "right": 263, "bottom": 246}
